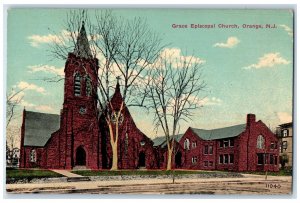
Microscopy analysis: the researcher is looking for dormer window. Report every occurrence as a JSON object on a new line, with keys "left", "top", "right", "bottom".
{"left": 282, "top": 129, "right": 289, "bottom": 137}
{"left": 74, "top": 73, "right": 81, "bottom": 96}
{"left": 86, "top": 75, "right": 92, "bottom": 97}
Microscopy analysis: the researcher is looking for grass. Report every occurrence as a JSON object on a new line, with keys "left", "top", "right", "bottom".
{"left": 72, "top": 170, "right": 221, "bottom": 176}
{"left": 6, "top": 168, "right": 63, "bottom": 180}
{"left": 243, "top": 169, "right": 292, "bottom": 176}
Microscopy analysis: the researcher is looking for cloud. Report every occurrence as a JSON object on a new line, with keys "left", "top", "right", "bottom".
{"left": 9, "top": 82, "right": 54, "bottom": 111}
{"left": 277, "top": 112, "right": 292, "bottom": 123}
{"left": 35, "top": 105, "right": 54, "bottom": 113}
{"left": 155, "top": 48, "right": 205, "bottom": 69}
{"left": 27, "top": 29, "right": 76, "bottom": 47}
{"left": 9, "top": 92, "right": 54, "bottom": 112}
{"left": 16, "top": 101, "right": 54, "bottom": 113}
{"left": 172, "top": 95, "right": 222, "bottom": 107}
{"left": 20, "top": 100, "right": 35, "bottom": 108}
{"left": 8, "top": 86, "right": 35, "bottom": 109}
{"left": 162, "top": 48, "right": 205, "bottom": 64}
{"left": 17, "top": 81, "right": 46, "bottom": 94}
{"left": 279, "top": 24, "right": 293, "bottom": 37}
{"left": 28, "top": 64, "right": 64, "bottom": 76}
{"left": 243, "top": 52, "right": 290, "bottom": 70}
{"left": 199, "top": 97, "right": 222, "bottom": 106}
{"left": 28, "top": 29, "right": 101, "bottom": 48}
{"left": 213, "top": 37, "right": 240, "bottom": 48}
{"left": 28, "top": 33, "right": 64, "bottom": 47}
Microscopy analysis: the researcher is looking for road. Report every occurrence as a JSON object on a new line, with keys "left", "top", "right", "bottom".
{"left": 6, "top": 174, "right": 292, "bottom": 195}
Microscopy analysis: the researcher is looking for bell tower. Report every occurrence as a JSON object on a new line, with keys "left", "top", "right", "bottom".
{"left": 63, "top": 21, "right": 98, "bottom": 104}
{"left": 60, "top": 21, "right": 100, "bottom": 169}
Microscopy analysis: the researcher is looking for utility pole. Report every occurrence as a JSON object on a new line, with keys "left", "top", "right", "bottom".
{"left": 265, "top": 145, "right": 268, "bottom": 180}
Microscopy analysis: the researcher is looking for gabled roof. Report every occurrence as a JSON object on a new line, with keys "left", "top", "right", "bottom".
{"left": 152, "top": 134, "right": 184, "bottom": 147}
{"left": 24, "top": 111, "right": 60, "bottom": 147}
{"left": 279, "top": 122, "right": 293, "bottom": 128}
{"left": 190, "top": 124, "right": 246, "bottom": 140}
{"left": 73, "top": 21, "right": 92, "bottom": 59}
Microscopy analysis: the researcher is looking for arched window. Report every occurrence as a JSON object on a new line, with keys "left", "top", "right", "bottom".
{"left": 30, "top": 149, "right": 36, "bottom": 163}
{"left": 257, "top": 135, "right": 265, "bottom": 149}
{"left": 74, "top": 73, "right": 81, "bottom": 96}
{"left": 86, "top": 75, "right": 92, "bottom": 97}
{"left": 184, "top": 138, "right": 190, "bottom": 150}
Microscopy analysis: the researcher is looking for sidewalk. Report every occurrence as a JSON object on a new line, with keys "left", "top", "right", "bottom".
{"left": 6, "top": 174, "right": 292, "bottom": 193}
{"left": 51, "top": 170, "right": 83, "bottom": 178}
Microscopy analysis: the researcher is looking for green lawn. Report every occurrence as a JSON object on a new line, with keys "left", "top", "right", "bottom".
{"left": 243, "top": 169, "right": 292, "bottom": 176}
{"left": 6, "top": 168, "right": 63, "bottom": 179}
{"left": 72, "top": 170, "right": 221, "bottom": 176}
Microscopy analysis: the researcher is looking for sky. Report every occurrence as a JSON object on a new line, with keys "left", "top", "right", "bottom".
{"left": 6, "top": 8, "right": 293, "bottom": 140}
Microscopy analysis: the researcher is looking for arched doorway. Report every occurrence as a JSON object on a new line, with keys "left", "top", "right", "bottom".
{"left": 175, "top": 152, "right": 182, "bottom": 168}
{"left": 76, "top": 146, "right": 86, "bottom": 166}
{"left": 138, "top": 152, "right": 146, "bottom": 168}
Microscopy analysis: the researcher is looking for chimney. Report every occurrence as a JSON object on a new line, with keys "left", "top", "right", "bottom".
{"left": 247, "top": 114, "right": 256, "bottom": 128}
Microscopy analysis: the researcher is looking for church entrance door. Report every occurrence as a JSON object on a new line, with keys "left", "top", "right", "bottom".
{"left": 138, "top": 152, "right": 146, "bottom": 168}
{"left": 76, "top": 146, "right": 86, "bottom": 166}
{"left": 175, "top": 152, "right": 182, "bottom": 168}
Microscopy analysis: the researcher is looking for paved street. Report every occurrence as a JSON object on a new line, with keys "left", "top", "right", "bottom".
{"left": 6, "top": 174, "right": 292, "bottom": 195}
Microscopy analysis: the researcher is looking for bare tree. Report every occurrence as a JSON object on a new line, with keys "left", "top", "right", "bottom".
{"left": 6, "top": 126, "right": 21, "bottom": 151}
{"left": 6, "top": 88, "right": 25, "bottom": 128}
{"left": 49, "top": 9, "right": 165, "bottom": 170}
{"left": 6, "top": 88, "right": 24, "bottom": 163}
{"left": 147, "top": 52, "right": 206, "bottom": 170}
{"left": 92, "top": 10, "right": 164, "bottom": 170}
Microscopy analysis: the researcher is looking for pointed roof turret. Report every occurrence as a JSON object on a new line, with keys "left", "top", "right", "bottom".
{"left": 73, "top": 21, "right": 92, "bottom": 59}
{"left": 115, "top": 76, "right": 121, "bottom": 94}
{"left": 109, "top": 77, "right": 123, "bottom": 109}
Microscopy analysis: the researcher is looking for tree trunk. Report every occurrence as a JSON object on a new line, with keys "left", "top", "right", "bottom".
{"left": 107, "top": 121, "right": 118, "bottom": 171}
{"left": 166, "top": 147, "right": 173, "bottom": 170}
{"left": 111, "top": 141, "right": 118, "bottom": 170}
{"left": 107, "top": 101, "right": 124, "bottom": 171}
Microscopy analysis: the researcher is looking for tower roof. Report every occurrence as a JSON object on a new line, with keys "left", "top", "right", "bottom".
{"left": 110, "top": 79, "right": 122, "bottom": 105}
{"left": 73, "top": 21, "right": 92, "bottom": 59}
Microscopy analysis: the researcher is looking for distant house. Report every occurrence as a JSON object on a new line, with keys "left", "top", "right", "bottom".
{"left": 277, "top": 122, "right": 293, "bottom": 168}
{"left": 6, "top": 147, "right": 20, "bottom": 168}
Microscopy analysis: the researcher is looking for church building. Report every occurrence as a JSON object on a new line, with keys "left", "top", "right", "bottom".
{"left": 19, "top": 22, "right": 279, "bottom": 172}
{"left": 19, "top": 22, "right": 154, "bottom": 170}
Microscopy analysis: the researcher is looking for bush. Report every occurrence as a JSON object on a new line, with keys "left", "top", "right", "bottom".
{"left": 279, "top": 154, "right": 289, "bottom": 169}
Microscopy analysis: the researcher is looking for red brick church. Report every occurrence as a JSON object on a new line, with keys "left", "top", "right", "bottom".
{"left": 19, "top": 22, "right": 279, "bottom": 172}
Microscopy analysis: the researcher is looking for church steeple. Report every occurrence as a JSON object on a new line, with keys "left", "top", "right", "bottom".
{"left": 73, "top": 21, "right": 92, "bottom": 59}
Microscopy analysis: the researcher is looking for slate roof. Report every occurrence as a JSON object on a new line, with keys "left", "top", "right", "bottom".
{"left": 24, "top": 111, "right": 60, "bottom": 147}
{"left": 190, "top": 124, "right": 246, "bottom": 140}
{"left": 152, "top": 134, "right": 184, "bottom": 147}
